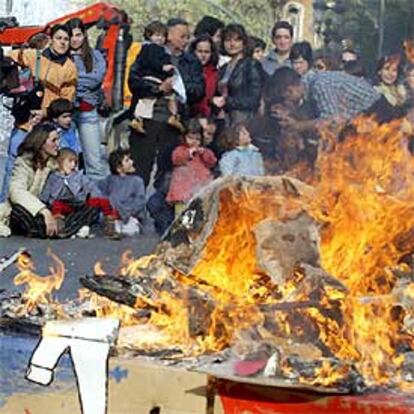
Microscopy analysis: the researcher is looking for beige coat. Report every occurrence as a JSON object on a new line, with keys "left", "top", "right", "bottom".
{"left": 0, "top": 154, "right": 56, "bottom": 237}
{"left": 9, "top": 154, "right": 54, "bottom": 216}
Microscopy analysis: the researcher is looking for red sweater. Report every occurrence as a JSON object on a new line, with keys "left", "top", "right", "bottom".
{"left": 166, "top": 145, "right": 217, "bottom": 203}
{"left": 193, "top": 63, "right": 219, "bottom": 117}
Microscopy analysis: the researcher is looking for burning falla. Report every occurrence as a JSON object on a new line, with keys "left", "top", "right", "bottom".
{"left": 11, "top": 116, "right": 414, "bottom": 391}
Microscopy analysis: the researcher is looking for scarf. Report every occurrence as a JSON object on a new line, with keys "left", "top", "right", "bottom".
{"left": 42, "top": 48, "right": 69, "bottom": 66}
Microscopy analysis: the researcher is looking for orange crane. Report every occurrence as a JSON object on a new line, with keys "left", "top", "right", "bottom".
{"left": 0, "top": 2, "right": 132, "bottom": 111}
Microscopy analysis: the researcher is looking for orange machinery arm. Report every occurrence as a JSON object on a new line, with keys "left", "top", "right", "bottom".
{"left": 0, "top": 2, "right": 130, "bottom": 107}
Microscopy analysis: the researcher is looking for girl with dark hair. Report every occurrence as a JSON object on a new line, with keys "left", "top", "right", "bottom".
{"left": 5, "top": 123, "right": 98, "bottom": 238}
{"left": 212, "top": 24, "right": 264, "bottom": 126}
{"left": 194, "top": 16, "right": 225, "bottom": 47}
{"left": 166, "top": 119, "right": 217, "bottom": 216}
{"left": 67, "top": 17, "right": 108, "bottom": 180}
{"left": 189, "top": 34, "right": 219, "bottom": 117}
{"left": 219, "top": 122, "right": 264, "bottom": 176}
{"left": 374, "top": 54, "right": 406, "bottom": 107}
{"left": 290, "top": 41, "right": 313, "bottom": 76}
{"left": 1, "top": 23, "right": 78, "bottom": 202}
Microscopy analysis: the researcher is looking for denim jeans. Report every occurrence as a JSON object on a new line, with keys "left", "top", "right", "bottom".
{"left": 74, "top": 109, "right": 108, "bottom": 180}
{"left": 146, "top": 190, "right": 174, "bottom": 236}
{"left": 0, "top": 128, "right": 28, "bottom": 202}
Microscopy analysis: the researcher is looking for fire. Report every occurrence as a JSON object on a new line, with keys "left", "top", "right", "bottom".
{"left": 310, "top": 116, "right": 414, "bottom": 385}
{"left": 14, "top": 249, "right": 65, "bottom": 314}
{"left": 113, "top": 115, "right": 414, "bottom": 387}
{"left": 11, "top": 112, "right": 414, "bottom": 391}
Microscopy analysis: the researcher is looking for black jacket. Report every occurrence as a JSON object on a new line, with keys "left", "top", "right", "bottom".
{"left": 133, "top": 43, "right": 174, "bottom": 80}
{"left": 219, "top": 57, "right": 263, "bottom": 113}
{"left": 128, "top": 51, "right": 205, "bottom": 108}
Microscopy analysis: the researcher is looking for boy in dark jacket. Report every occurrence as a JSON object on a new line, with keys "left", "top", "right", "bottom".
{"left": 98, "top": 148, "right": 146, "bottom": 236}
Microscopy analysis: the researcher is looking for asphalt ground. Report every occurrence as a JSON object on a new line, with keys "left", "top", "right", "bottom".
{"left": 0, "top": 230, "right": 160, "bottom": 302}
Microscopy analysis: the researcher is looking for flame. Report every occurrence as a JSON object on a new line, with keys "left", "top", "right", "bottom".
{"left": 86, "top": 292, "right": 140, "bottom": 326}
{"left": 310, "top": 116, "right": 414, "bottom": 385}
{"left": 112, "top": 116, "right": 414, "bottom": 387}
{"left": 13, "top": 249, "right": 65, "bottom": 314}
{"left": 13, "top": 113, "right": 414, "bottom": 390}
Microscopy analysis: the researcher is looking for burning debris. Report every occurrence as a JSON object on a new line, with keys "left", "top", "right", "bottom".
{"left": 78, "top": 175, "right": 363, "bottom": 393}
{"left": 3, "top": 117, "right": 414, "bottom": 394}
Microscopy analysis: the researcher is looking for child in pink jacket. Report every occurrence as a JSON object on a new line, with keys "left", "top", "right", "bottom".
{"left": 166, "top": 119, "right": 217, "bottom": 216}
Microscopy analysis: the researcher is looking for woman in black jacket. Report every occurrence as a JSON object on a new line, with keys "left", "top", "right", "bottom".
{"left": 212, "top": 24, "right": 263, "bottom": 126}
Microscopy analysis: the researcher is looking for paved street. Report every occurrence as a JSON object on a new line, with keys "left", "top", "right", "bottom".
{"left": 0, "top": 230, "right": 161, "bottom": 409}
{"left": 0, "top": 231, "right": 160, "bottom": 301}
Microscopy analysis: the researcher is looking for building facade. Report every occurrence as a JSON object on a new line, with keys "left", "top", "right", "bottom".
{"left": 281, "top": 0, "right": 317, "bottom": 45}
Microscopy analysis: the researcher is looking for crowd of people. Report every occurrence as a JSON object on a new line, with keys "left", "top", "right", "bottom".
{"left": 0, "top": 13, "right": 413, "bottom": 239}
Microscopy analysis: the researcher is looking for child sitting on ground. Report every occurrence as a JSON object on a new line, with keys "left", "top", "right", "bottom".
{"left": 98, "top": 148, "right": 146, "bottom": 236}
{"left": 47, "top": 98, "right": 81, "bottom": 155}
{"left": 40, "top": 148, "right": 119, "bottom": 237}
{"left": 130, "top": 20, "right": 184, "bottom": 134}
{"left": 219, "top": 122, "right": 264, "bottom": 176}
{"left": 166, "top": 119, "right": 217, "bottom": 216}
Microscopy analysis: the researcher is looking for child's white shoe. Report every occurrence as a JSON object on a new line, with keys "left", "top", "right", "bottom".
{"left": 120, "top": 217, "right": 141, "bottom": 236}
{"left": 75, "top": 225, "right": 91, "bottom": 239}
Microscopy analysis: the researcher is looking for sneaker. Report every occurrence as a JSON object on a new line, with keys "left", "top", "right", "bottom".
{"left": 120, "top": 217, "right": 141, "bottom": 236}
{"left": 75, "top": 225, "right": 91, "bottom": 239}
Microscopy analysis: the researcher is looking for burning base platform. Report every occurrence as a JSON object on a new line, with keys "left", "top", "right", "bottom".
{"left": 1, "top": 345, "right": 414, "bottom": 414}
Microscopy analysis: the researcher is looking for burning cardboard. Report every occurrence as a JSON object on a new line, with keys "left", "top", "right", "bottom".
{"left": 4, "top": 116, "right": 414, "bottom": 394}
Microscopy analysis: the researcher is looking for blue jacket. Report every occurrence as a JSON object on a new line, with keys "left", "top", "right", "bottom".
{"left": 97, "top": 175, "right": 146, "bottom": 222}
{"left": 55, "top": 123, "right": 81, "bottom": 154}
{"left": 72, "top": 49, "right": 106, "bottom": 107}
{"left": 40, "top": 170, "right": 101, "bottom": 206}
{"left": 220, "top": 145, "right": 265, "bottom": 177}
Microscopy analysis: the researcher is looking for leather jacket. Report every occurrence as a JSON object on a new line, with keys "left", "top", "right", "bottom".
{"left": 219, "top": 57, "right": 263, "bottom": 113}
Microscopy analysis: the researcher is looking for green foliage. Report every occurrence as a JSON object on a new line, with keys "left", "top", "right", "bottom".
{"left": 319, "top": 0, "right": 413, "bottom": 73}
{"left": 83, "top": 0, "right": 278, "bottom": 41}
{"left": 83, "top": 0, "right": 413, "bottom": 64}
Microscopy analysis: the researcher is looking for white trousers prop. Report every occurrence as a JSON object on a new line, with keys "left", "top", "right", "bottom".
{"left": 26, "top": 318, "right": 120, "bottom": 414}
